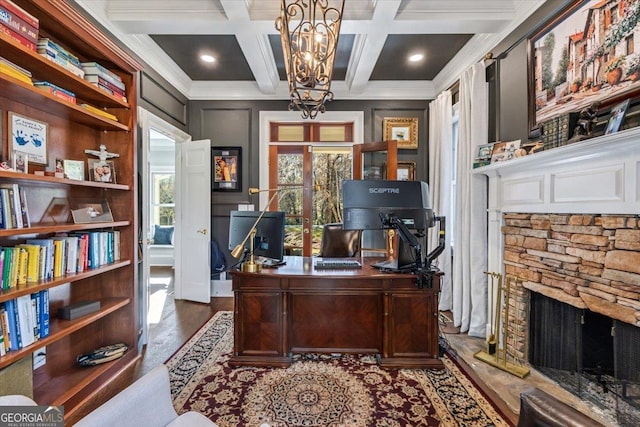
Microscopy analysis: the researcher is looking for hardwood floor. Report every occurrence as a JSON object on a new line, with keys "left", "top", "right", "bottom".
{"left": 133, "top": 267, "right": 232, "bottom": 380}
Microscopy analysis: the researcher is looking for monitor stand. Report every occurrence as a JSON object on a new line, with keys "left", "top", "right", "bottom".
{"left": 371, "top": 238, "right": 416, "bottom": 272}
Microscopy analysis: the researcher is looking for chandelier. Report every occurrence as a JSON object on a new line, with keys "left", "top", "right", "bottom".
{"left": 276, "top": 0, "right": 344, "bottom": 119}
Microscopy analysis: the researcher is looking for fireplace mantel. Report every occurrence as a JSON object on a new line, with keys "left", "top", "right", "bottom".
{"left": 474, "top": 127, "right": 640, "bottom": 277}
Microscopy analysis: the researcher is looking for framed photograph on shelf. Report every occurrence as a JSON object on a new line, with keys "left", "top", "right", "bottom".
{"left": 212, "top": 147, "right": 241, "bottom": 192}
{"left": 605, "top": 99, "right": 630, "bottom": 135}
{"left": 528, "top": 0, "right": 640, "bottom": 136}
{"left": 12, "top": 150, "right": 28, "bottom": 173}
{"left": 63, "top": 159, "right": 85, "bottom": 180}
{"left": 39, "top": 197, "right": 70, "bottom": 224}
{"left": 70, "top": 199, "right": 114, "bottom": 223}
{"left": 383, "top": 117, "right": 418, "bottom": 149}
{"left": 8, "top": 112, "right": 48, "bottom": 164}
{"left": 397, "top": 161, "right": 416, "bottom": 181}
{"left": 87, "top": 159, "right": 116, "bottom": 183}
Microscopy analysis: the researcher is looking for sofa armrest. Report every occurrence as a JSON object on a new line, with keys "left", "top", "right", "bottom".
{"left": 75, "top": 365, "right": 179, "bottom": 427}
{"left": 517, "top": 387, "right": 604, "bottom": 427}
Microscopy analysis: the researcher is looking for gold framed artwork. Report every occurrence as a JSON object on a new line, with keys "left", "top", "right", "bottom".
{"left": 397, "top": 161, "right": 416, "bottom": 181}
{"left": 383, "top": 117, "right": 418, "bottom": 149}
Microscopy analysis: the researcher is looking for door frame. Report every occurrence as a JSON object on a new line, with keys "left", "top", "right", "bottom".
{"left": 259, "top": 111, "right": 364, "bottom": 209}
{"left": 138, "top": 107, "right": 190, "bottom": 346}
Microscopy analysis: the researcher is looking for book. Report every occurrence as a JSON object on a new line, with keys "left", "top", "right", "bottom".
{"left": 17, "top": 244, "right": 40, "bottom": 283}
{"left": 34, "top": 81, "right": 76, "bottom": 104}
{"left": 15, "top": 246, "right": 28, "bottom": 285}
{"left": 78, "top": 103, "right": 118, "bottom": 121}
{"left": 4, "top": 298, "right": 21, "bottom": 350}
{"left": 84, "top": 73, "right": 125, "bottom": 92}
{"left": 26, "top": 239, "right": 54, "bottom": 280}
{"left": 39, "top": 290, "right": 49, "bottom": 337}
{"left": 0, "top": 309, "right": 4, "bottom": 356}
{"left": 52, "top": 239, "right": 65, "bottom": 277}
{"left": 0, "top": 59, "right": 32, "bottom": 84}
{"left": 0, "top": 307, "right": 7, "bottom": 354}
{"left": 0, "top": 5, "right": 38, "bottom": 43}
{"left": 31, "top": 293, "right": 39, "bottom": 340}
{"left": 16, "top": 294, "right": 35, "bottom": 347}
{"left": 81, "top": 61, "right": 123, "bottom": 85}
{"left": 37, "top": 38, "right": 81, "bottom": 65}
{"left": 0, "top": 183, "right": 23, "bottom": 228}
{"left": 18, "top": 187, "right": 30, "bottom": 228}
{"left": 0, "top": 22, "right": 36, "bottom": 50}
{"left": 0, "top": 0, "right": 39, "bottom": 29}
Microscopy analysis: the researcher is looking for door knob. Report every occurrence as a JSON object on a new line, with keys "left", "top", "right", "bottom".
{"left": 197, "top": 228, "right": 208, "bottom": 235}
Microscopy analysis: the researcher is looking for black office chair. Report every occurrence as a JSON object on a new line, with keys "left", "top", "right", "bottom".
{"left": 317, "top": 223, "right": 362, "bottom": 257}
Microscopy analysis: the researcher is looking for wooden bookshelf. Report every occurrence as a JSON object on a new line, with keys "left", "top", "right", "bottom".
{"left": 0, "top": 0, "right": 142, "bottom": 422}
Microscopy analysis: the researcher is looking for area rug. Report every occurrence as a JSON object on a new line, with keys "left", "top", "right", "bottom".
{"left": 165, "top": 311, "right": 512, "bottom": 427}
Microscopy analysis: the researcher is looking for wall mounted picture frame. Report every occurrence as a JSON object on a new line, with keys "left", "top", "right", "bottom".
{"left": 212, "top": 147, "right": 241, "bottom": 192}
{"left": 605, "top": 98, "right": 630, "bottom": 135}
{"left": 528, "top": 0, "right": 640, "bottom": 137}
{"left": 383, "top": 117, "right": 418, "bottom": 149}
{"left": 87, "top": 159, "right": 116, "bottom": 183}
{"left": 397, "top": 161, "right": 416, "bottom": 181}
{"left": 8, "top": 112, "right": 48, "bottom": 164}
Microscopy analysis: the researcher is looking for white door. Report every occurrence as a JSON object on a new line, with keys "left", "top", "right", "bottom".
{"left": 175, "top": 139, "right": 211, "bottom": 302}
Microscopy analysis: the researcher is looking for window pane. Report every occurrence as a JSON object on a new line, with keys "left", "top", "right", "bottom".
{"left": 153, "top": 174, "right": 175, "bottom": 204}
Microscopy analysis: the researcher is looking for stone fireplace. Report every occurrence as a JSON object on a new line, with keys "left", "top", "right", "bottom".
{"left": 475, "top": 127, "right": 640, "bottom": 423}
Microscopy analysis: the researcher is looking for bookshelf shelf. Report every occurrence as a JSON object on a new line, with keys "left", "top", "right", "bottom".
{"left": 0, "top": 75, "right": 129, "bottom": 131}
{"left": 0, "top": 1, "right": 141, "bottom": 422}
{"left": 0, "top": 170, "right": 130, "bottom": 190}
{"left": 0, "top": 221, "right": 130, "bottom": 237}
{"left": 0, "top": 260, "right": 131, "bottom": 303}
{"left": 0, "top": 33, "right": 130, "bottom": 109}
{"left": 0, "top": 297, "right": 130, "bottom": 369}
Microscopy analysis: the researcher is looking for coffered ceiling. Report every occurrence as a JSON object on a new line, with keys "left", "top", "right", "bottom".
{"left": 73, "top": 0, "right": 547, "bottom": 100}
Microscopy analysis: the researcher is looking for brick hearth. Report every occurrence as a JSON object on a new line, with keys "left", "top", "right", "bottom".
{"left": 502, "top": 212, "right": 640, "bottom": 357}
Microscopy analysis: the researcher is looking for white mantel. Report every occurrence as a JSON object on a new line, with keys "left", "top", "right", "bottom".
{"left": 474, "top": 126, "right": 640, "bottom": 278}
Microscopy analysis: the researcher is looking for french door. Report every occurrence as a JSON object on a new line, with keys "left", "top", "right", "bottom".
{"left": 269, "top": 144, "right": 352, "bottom": 257}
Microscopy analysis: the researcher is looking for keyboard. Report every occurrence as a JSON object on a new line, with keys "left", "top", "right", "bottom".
{"left": 314, "top": 259, "right": 362, "bottom": 270}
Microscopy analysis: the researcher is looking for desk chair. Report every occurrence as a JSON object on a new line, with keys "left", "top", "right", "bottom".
{"left": 317, "top": 223, "right": 362, "bottom": 257}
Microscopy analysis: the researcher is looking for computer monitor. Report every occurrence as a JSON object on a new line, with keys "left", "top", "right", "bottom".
{"left": 342, "top": 180, "right": 434, "bottom": 231}
{"left": 228, "top": 210, "right": 286, "bottom": 262}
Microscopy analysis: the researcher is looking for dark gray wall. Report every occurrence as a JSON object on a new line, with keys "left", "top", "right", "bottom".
{"left": 188, "top": 99, "right": 429, "bottom": 254}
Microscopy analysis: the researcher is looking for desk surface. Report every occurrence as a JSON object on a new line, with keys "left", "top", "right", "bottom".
{"left": 235, "top": 256, "right": 435, "bottom": 279}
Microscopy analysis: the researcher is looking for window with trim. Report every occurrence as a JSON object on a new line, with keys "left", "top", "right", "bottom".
{"left": 152, "top": 173, "right": 175, "bottom": 226}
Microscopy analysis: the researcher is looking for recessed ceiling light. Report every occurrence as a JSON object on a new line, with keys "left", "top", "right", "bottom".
{"left": 408, "top": 53, "right": 424, "bottom": 63}
{"left": 201, "top": 54, "right": 216, "bottom": 63}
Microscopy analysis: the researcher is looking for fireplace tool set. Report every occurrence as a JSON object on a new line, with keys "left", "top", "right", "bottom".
{"left": 474, "top": 272, "right": 530, "bottom": 378}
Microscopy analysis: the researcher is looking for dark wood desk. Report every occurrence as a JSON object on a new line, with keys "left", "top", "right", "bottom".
{"left": 230, "top": 256, "right": 443, "bottom": 369}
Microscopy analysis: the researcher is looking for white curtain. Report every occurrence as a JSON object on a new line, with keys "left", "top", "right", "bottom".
{"left": 427, "top": 90, "right": 452, "bottom": 311}
{"left": 452, "top": 62, "right": 488, "bottom": 337}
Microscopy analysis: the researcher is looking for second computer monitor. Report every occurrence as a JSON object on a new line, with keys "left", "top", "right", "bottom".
{"left": 341, "top": 180, "right": 434, "bottom": 231}
{"left": 228, "top": 210, "right": 286, "bottom": 262}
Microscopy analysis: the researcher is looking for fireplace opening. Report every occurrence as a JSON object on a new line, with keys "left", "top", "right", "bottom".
{"left": 529, "top": 292, "right": 640, "bottom": 425}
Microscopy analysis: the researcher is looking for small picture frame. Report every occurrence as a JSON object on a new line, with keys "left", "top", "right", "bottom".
{"left": 397, "top": 161, "right": 416, "bottom": 181}
{"left": 475, "top": 143, "right": 495, "bottom": 161}
{"left": 8, "top": 112, "right": 48, "bottom": 164}
{"left": 383, "top": 117, "right": 418, "bottom": 149}
{"left": 87, "top": 159, "right": 116, "bottom": 183}
{"left": 63, "top": 159, "right": 85, "bottom": 180}
{"left": 212, "top": 147, "right": 241, "bottom": 192}
{"left": 12, "top": 150, "right": 28, "bottom": 173}
{"left": 604, "top": 99, "right": 630, "bottom": 135}
{"left": 70, "top": 199, "right": 114, "bottom": 223}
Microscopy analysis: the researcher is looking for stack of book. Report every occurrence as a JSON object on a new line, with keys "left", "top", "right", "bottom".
{"left": 0, "top": 0, "right": 39, "bottom": 51}
{"left": 0, "top": 290, "right": 50, "bottom": 354}
{"left": 37, "top": 37, "right": 84, "bottom": 78}
{"left": 0, "top": 55, "right": 31, "bottom": 84}
{"left": 540, "top": 112, "right": 579, "bottom": 151}
{"left": 0, "top": 183, "right": 30, "bottom": 230}
{"left": 81, "top": 61, "right": 127, "bottom": 102}
{"left": 34, "top": 81, "right": 76, "bottom": 104}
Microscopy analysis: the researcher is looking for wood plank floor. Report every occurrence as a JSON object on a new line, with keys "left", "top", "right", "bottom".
{"left": 135, "top": 267, "right": 611, "bottom": 426}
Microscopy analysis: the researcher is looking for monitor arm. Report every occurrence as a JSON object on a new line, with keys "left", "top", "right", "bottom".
{"left": 425, "top": 216, "right": 446, "bottom": 268}
{"left": 379, "top": 213, "right": 424, "bottom": 272}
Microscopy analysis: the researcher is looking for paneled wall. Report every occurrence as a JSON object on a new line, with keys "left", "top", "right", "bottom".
{"left": 188, "top": 100, "right": 428, "bottom": 260}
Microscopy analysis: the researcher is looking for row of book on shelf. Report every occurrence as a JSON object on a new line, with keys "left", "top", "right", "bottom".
{"left": 0, "top": 289, "right": 49, "bottom": 355}
{"left": 1, "top": 0, "right": 125, "bottom": 118}
{"left": 1, "top": 230, "right": 121, "bottom": 291}
{"left": 0, "top": 183, "right": 29, "bottom": 229}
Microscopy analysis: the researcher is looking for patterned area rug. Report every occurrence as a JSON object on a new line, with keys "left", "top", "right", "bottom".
{"left": 165, "top": 311, "right": 512, "bottom": 427}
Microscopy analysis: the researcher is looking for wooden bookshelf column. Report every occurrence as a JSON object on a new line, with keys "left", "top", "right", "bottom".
{"left": 0, "top": 0, "right": 142, "bottom": 423}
